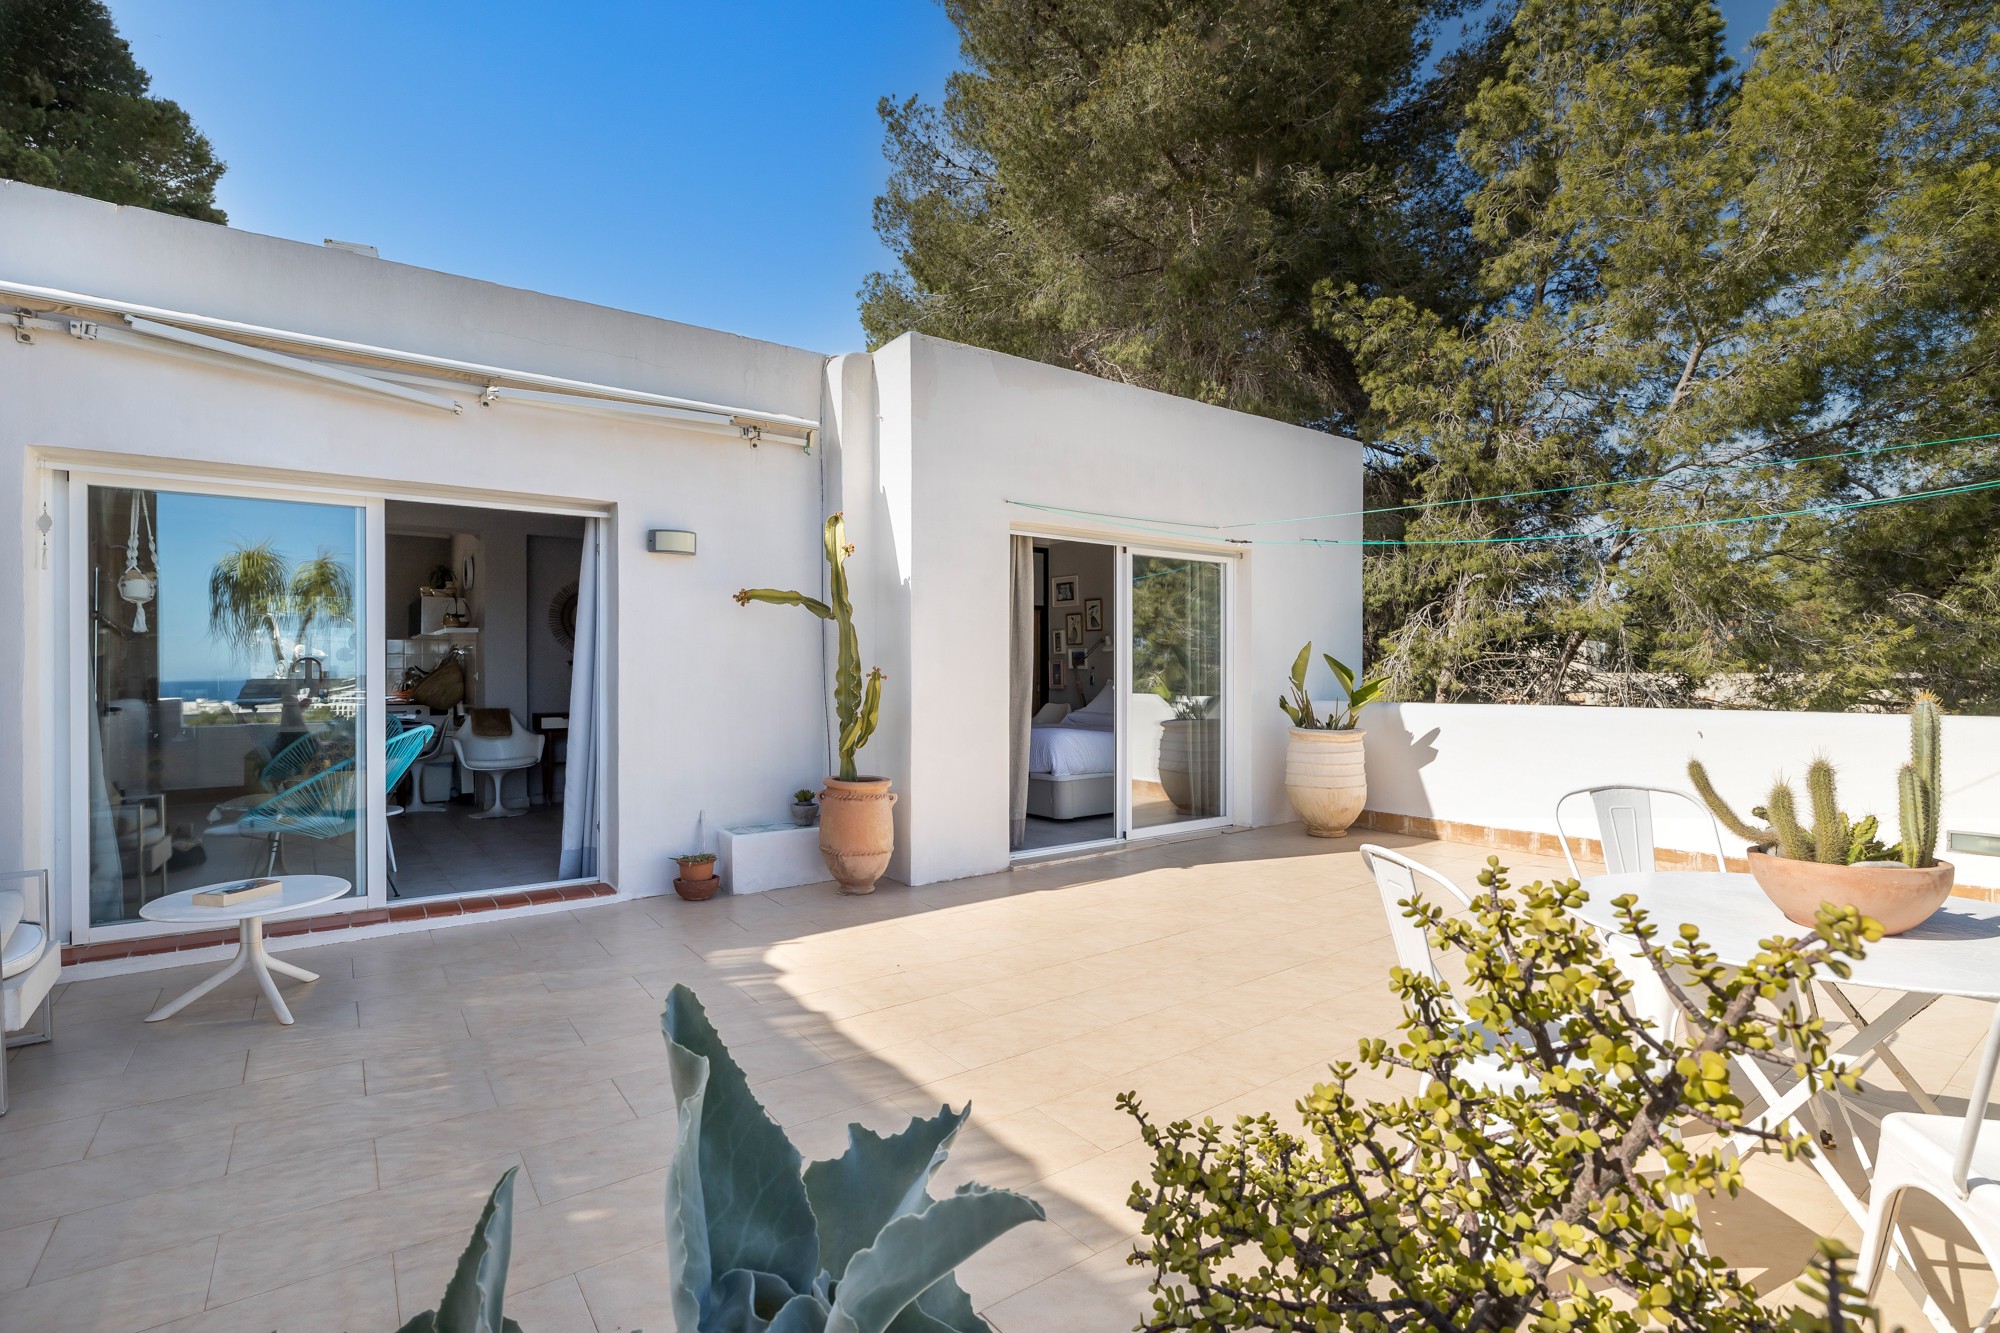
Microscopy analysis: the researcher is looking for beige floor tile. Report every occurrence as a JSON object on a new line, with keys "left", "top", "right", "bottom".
{"left": 979, "top": 1236, "right": 1152, "bottom": 1331}
{"left": 226, "top": 1071, "right": 497, "bottom": 1172}
{"left": 520, "top": 1112, "right": 675, "bottom": 1205}
{"left": 375, "top": 1079, "right": 634, "bottom": 1188}
{"left": 0, "top": 1113, "right": 100, "bottom": 1179}
{"left": 499, "top": 1273, "right": 598, "bottom": 1332}
{"left": 0, "top": 1235, "right": 217, "bottom": 1333}
{"left": 146, "top": 1258, "right": 399, "bottom": 1333}
{"left": 0, "top": 1221, "right": 53, "bottom": 1294}
{"left": 0, "top": 1053, "right": 249, "bottom": 1133}
{"left": 0, "top": 1130, "right": 233, "bottom": 1232}
{"left": 88, "top": 1061, "right": 357, "bottom": 1158}
{"left": 573, "top": 1240, "right": 674, "bottom": 1333}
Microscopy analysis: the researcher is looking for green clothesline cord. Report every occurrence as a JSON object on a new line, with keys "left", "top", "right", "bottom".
{"left": 1004, "top": 427, "right": 2000, "bottom": 535}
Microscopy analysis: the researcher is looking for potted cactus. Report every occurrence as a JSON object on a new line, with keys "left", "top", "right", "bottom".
{"left": 1278, "top": 643, "right": 1385, "bottom": 837}
{"left": 1688, "top": 694, "right": 1953, "bottom": 934}
{"left": 736, "top": 514, "right": 893, "bottom": 893}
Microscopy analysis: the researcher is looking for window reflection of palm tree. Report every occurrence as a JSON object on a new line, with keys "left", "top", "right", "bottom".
{"left": 208, "top": 542, "right": 353, "bottom": 679}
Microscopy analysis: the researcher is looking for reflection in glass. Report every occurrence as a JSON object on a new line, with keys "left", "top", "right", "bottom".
{"left": 86, "top": 487, "right": 366, "bottom": 926}
{"left": 1128, "top": 555, "right": 1224, "bottom": 829}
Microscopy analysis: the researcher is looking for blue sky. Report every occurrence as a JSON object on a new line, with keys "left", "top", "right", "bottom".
{"left": 105, "top": 1, "right": 1776, "bottom": 358}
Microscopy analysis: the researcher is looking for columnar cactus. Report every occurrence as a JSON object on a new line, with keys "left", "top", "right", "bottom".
{"left": 1805, "top": 759, "right": 1848, "bottom": 865}
{"left": 1899, "top": 692, "right": 1943, "bottom": 868}
{"left": 736, "top": 513, "right": 885, "bottom": 782}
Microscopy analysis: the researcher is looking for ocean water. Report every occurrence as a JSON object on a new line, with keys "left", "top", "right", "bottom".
{"left": 159, "top": 679, "right": 250, "bottom": 704}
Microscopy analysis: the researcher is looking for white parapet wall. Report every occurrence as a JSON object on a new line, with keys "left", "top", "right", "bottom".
{"left": 1359, "top": 702, "right": 2000, "bottom": 892}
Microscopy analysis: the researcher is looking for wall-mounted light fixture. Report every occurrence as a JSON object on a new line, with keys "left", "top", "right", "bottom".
{"left": 647, "top": 529, "right": 697, "bottom": 555}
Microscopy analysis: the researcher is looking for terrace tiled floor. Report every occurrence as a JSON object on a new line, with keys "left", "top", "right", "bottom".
{"left": 1, "top": 825, "right": 1991, "bottom": 1331}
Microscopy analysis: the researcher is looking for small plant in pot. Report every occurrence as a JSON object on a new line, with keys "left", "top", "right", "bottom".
{"left": 674, "top": 852, "right": 719, "bottom": 901}
{"left": 736, "top": 514, "right": 893, "bottom": 894}
{"left": 1278, "top": 642, "right": 1385, "bottom": 837}
{"left": 1689, "top": 693, "right": 1952, "bottom": 934}
{"left": 791, "top": 787, "right": 819, "bottom": 827}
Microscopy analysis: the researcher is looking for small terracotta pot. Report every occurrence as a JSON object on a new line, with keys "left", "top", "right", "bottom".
{"left": 676, "top": 860, "right": 716, "bottom": 882}
{"left": 1746, "top": 849, "right": 1954, "bottom": 935}
{"left": 674, "top": 875, "right": 719, "bottom": 902}
{"left": 818, "top": 775, "right": 896, "bottom": 894}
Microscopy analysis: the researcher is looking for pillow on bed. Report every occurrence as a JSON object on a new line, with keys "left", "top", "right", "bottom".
{"left": 1061, "top": 685, "right": 1115, "bottom": 730}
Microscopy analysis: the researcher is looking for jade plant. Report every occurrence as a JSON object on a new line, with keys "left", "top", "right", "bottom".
{"left": 1278, "top": 641, "right": 1385, "bottom": 730}
{"left": 1689, "top": 693, "right": 1942, "bottom": 869}
{"left": 736, "top": 513, "right": 884, "bottom": 783}
{"left": 1123, "top": 860, "right": 1883, "bottom": 1331}
{"left": 663, "top": 984, "right": 1043, "bottom": 1331}
{"left": 396, "top": 1168, "right": 522, "bottom": 1333}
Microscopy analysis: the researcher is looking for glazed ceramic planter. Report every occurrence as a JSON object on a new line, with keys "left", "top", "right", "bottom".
{"left": 1285, "top": 727, "right": 1367, "bottom": 838}
{"left": 1746, "top": 849, "right": 1954, "bottom": 935}
{"left": 1157, "top": 719, "right": 1221, "bottom": 815}
{"left": 819, "top": 775, "right": 896, "bottom": 894}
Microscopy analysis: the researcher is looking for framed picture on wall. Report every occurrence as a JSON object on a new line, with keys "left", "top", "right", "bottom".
{"left": 1049, "top": 659, "right": 1065, "bottom": 689}
{"left": 1065, "top": 612, "right": 1083, "bottom": 643}
{"left": 1049, "top": 628, "right": 1065, "bottom": 657}
{"left": 1084, "top": 598, "right": 1103, "bottom": 632}
{"left": 1068, "top": 649, "right": 1087, "bottom": 669}
{"left": 1052, "top": 575, "right": 1079, "bottom": 605}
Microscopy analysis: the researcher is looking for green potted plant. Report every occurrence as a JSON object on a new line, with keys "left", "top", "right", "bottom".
{"left": 736, "top": 514, "right": 892, "bottom": 893}
{"left": 1277, "top": 643, "right": 1385, "bottom": 837}
{"left": 674, "top": 852, "right": 718, "bottom": 901}
{"left": 1689, "top": 693, "right": 1952, "bottom": 934}
{"left": 791, "top": 787, "right": 819, "bottom": 827}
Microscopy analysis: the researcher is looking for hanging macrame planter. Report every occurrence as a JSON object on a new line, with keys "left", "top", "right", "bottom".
{"left": 117, "top": 493, "right": 158, "bottom": 633}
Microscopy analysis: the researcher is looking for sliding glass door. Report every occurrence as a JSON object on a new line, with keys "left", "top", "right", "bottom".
{"left": 1122, "top": 549, "right": 1228, "bottom": 834}
{"left": 80, "top": 483, "right": 368, "bottom": 928}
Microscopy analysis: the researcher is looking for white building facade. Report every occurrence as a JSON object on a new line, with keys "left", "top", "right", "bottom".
{"left": 0, "top": 182, "right": 1362, "bottom": 959}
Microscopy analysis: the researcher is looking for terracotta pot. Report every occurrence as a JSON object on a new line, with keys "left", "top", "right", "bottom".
{"left": 674, "top": 875, "right": 719, "bottom": 902}
{"left": 819, "top": 776, "right": 897, "bottom": 894}
{"left": 1746, "top": 849, "right": 1954, "bottom": 935}
{"left": 1157, "top": 718, "right": 1221, "bottom": 815}
{"left": 1284, "top": 727, "right": 1366, "bottom": 838}
{"left": 677, "top": 859, "right": 716, "bottom": 882}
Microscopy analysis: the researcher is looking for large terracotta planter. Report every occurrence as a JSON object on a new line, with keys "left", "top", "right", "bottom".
{"left": 1285, "top": 727, "right": 1367, "bottom": 837}
{"left": 1157, "top": 719, "right": 1221, "bottom": 815}
{"left": 1746, "top": 849, "right": 1954, "bottom": 935}
{"left": 819, "top": 776, "right": 897, "bottom": 894}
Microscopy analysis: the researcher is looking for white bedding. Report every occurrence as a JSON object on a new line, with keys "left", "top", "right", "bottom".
{"left": 1029, "top": 723, "right": 1116, "bottom": 777}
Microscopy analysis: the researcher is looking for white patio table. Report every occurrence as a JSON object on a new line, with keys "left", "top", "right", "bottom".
{"left": 138, "top": 875, "right": 350, "bottom": 1026}
{"left": 1574, "top": 870, "right": 2000, "bottom": 1224}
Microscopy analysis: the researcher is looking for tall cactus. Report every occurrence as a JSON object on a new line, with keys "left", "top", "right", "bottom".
{"left": 736, "top": 513, "right": 885, "bottom": 782}
{"left": 1687, "top": 759, "right": 1772, "bottom": 844}
{"left": 1805, "top": 759, "right": 1848, "bottom": 865}
{"left": 1766, "top": 782, "right": 1813, "bottom": 862}
{"left": 1900, "top": 692, "right": 1942, "bottom": 868}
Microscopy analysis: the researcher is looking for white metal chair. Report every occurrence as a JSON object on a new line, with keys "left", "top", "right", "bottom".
{"left": 1554, "top": 785, "right": 1728, "bottom": 879}
{"left": 2, "top": 869, "right": 58, "bottom": 1116}
{"left": 1856, "top": 1002, "right": 2000, "bottom": 1330}
{"left": 453, "top": 714, "right": 545, "bottom": 820}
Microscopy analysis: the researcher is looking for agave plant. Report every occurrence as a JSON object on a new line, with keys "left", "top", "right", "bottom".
{"left": 397, "top": 1167, "right": 522, "bottom": 1333}
{"left": 663, "top": 984, "right": 1043, "bottom": 1331}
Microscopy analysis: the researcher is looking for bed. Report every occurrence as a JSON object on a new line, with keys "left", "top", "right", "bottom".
{"left": 1026, "top": 691, "right": 1116, "bottom": 820}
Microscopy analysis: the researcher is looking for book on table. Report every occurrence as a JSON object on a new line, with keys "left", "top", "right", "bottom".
{"left": 192, "top": 878, "right": 282, "bottom": 908}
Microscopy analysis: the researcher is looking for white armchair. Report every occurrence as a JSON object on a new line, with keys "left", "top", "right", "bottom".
{"left": 452, "top": 714, "right": 545, "bottom": 820}
{"left": 2, "top": 869, "right": 58, "bottom": 1116}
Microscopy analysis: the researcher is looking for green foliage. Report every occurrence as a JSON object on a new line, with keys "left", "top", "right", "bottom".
{"left": 208, "top": 540, "right": 354, "bottom": 675}
{"left": 1766, "top": 781, "right": 1813, "bottom": 862}
{"left": 1278, "top": 641, "right": 1387, "bottom": 730}
{"left": 1133, "top": 555, "right": 1223, "bottom": 722}
{"left": 736, "top": 514, "right": 886, "bottom": 782}
{"left": 1687, "top": 759, "right": 1772, "bottom": 845}
{"left": 1806, "top": 761, "right": 1849, "bottom": 866}
{"left": 661, "top": 984, "right": 1043, "bottom": 1333}
{"left": 396, "top": 1168, "right": 523, "bottom": 1333}
{"left": 0, "top": 0, "right": 226, "bottom": 221}
{"left": 1123, "top": 859, "right": 1885, "bottom": 1330}
{"left": 793, "top": 789, "right": 818, "bottom": 804}
{"left": 861, "top": 0, "right": 1493, "bottom": 424}
{"left": 1899, "top": 693, "right": 1943, "bottom": 868}
{"left": 675, "top": 853, "right": 716, "bottom": 866}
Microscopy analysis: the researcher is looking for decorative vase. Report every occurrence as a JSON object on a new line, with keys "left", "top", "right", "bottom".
{"left": 1157, "top": 719, "right": 1221, "bottom": 816}
{"left": 791, "top": 802, "right": 818, "bottom": 827}
{"left": 1745, "top": 849, "right": 1954, "bottom": 936}
{"left": 818, "top": 775, "right": 896, "bottom": 894}
{"left": 1285, "top": 728, "right": 1367, "bottom": 838}
{"left": 674, "top": 875, "right": 720, "bottom": 902}
{"left": 677, "top": 859, "right": 716, "bottom": 882}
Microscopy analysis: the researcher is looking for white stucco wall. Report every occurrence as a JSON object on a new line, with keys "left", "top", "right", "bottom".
{"left": 840, "top": 335, "right": 1364, "bottom": 886}
{"left": 1361, "top": 702, "right": 2000, "bottom": 887}
{"left": 0, "top": 183, "right": 832, "bottom": 938}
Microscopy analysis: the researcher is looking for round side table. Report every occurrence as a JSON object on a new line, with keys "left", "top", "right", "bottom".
{"left": 137, "top": 875, "right": 352, "bottom": 1025}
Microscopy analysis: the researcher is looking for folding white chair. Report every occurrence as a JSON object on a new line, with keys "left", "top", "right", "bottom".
{"left": 1554, "top": 785, "right": 1728, "bottom": 879}
{"left": 1857, "top": 1002, "right": 2000, "bottom": 1331}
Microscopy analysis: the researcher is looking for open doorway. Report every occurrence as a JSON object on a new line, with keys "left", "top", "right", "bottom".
{"left": 382, "top": 501, "right": 594, "bottom": 898}
{"left": 1013, "top": 538, "right": 1118, "bottom": 854}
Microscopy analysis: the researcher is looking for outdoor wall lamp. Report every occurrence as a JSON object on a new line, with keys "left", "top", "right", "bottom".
{"left": 647, "top": 530, "right": 697, "bottom": 555}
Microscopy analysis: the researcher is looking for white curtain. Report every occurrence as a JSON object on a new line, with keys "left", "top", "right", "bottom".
{"left": 1009, "top": 536, "right": 1034, "bottom": 849}
{"left": 558, "top": 520, "right": 602, "bottom": 879}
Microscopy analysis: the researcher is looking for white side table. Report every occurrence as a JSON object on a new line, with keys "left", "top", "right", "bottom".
{"left": 138, "top": 875, "right": 351, "bottom": 1025}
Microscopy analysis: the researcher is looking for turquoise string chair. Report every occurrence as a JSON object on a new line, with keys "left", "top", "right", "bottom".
{"left": 383, "top": 724, "right": 434, "bottom": 881}
{"left": 237, "top": 759, "right": 357, "bottom": 876}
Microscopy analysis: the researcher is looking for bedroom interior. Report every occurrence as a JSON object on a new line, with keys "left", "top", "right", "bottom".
{"left": 1012, "top": 538, "right": 1119, "bottom": 853}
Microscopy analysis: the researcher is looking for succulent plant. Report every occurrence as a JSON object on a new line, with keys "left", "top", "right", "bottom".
{"left": 397, "top": 1167, "right": 522, "bottom": 1333}
{"left": 1278, "top": 642, "right": 1385, "bottom": 731}
{"left": 1689, "top": 694, "right": 1942, "bottom": 867}
{"left": 662, "top": 984, "right": 1043, "bottom": 1332}
{"left": 736, "top": 514, "right": 885, "bottom": 782}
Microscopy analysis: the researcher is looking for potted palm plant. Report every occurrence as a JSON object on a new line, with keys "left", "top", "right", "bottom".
{"left": 735, "top": 515, "right": 892, "bottom": 893}
{"left": 1689, "top": 694, "right": 1952, "bottom": 935}
{"left": 1278, "top": 643, "right": 1385, "bottom": 837}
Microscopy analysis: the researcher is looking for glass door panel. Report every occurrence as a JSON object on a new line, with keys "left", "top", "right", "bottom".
{"left": 1125, "top": 553, "right": 1225, "bottom": 831}
{"left": 85, "top": 485, "right": 367, "bottom": 927}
